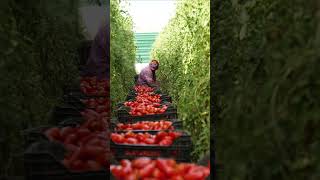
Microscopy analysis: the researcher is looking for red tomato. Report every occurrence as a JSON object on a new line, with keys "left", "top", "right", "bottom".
{"left": 143, "top": 133, "right": 151, "bottom": 138}
{"left": 159, "top": 139, "right": 173, "bottom": 146}
{"left": 121, "top": 161, "right": 133, "bottom": 174}
{"left": 184, "top": 166, "right": 208, "bottom": 180}
{"left": 141, "top": 124, "right": 150, "bottom": 130}
{"left": 166, "top": 159, "right": 177, "bottom": 167}
{"left": 132, "top": 157, "right": 152, "bottom": 169}
{"left": 156, "top": 131, "right": 168, "bottom": 140}
{"left": 136, "top": 133, "right": 146, "bottom": 142}
{"left": 168, "top": 132, "right": 178, "bottom": 139}
{"left": 154, "top": 160, "right": 176, "bottom": 176}
{"left": 44, "top": 127, "right": 61, "bottom": 141}
{"left": 110, "top": 165, "right": 126, "bottom": 179}
{"left": 163, "top": 135, "right": 174, "bottom": 141}
{"left": 144, "top": 138, "right": 156, "bottom": 144}
{"left": 126, "top": 137, "right": 138, "bottom": 144}
{"left": 117, "top": 123, "right": 125, "bottom": 129}
{"left": 111, "top": 133, "right": 125, "bottom": 143}
{"left": 120, "top": 159, "right": 131, "bottom": 167}
{"left": 152, "top": 168, "right": 166, "bottom": 179}
{"left": 125, "top": 131, "right": 136, "bottom": 138}
{"left": 156, "top": 159, "right": 168, "bottom": 173}
{"left": 138, "top": 161, "right": 156, "bottom": 178}
{"left": 175, "top": 163, "right": 193, "bottom": 174}
{"left": 125, "top": 173, "right": 138, "bottom": 180}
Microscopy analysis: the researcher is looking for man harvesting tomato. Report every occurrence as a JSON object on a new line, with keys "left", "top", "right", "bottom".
{"left": 82, "top": 20, "right": 109, "bottom": 80}
{"left": 136, "top": 60, "right": 160, "bottom": 88}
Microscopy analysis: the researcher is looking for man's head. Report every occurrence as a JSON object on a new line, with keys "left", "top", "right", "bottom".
{"left": 150, "top": 59, "right": 159, "bottom": 71}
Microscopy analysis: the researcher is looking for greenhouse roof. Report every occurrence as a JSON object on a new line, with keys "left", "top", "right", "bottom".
{"left": 135, "top": 32, "right": 159, "bottom": 63}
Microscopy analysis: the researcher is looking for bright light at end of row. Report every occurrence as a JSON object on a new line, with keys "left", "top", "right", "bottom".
{"left": 120, "top": 0, "right": 177, "bottom": 33}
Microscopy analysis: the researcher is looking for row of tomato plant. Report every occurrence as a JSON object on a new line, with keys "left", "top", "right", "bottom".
{"left": 110, "top": 0, "right": 136, "bottom": 116}
{"left": 151, "top": 0, "right": 210, "bottom": 160}
{"left": 213, "top": 0, "right": 320, "bottom": 179}
{"left": 0, "top": 0, "right": 83, "bottom": 175}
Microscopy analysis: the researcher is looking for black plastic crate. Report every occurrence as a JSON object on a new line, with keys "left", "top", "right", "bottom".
{"left": 110, "top": 119, "right": 183, "bottom": 131}
{"left": 57, "top": 117, "right": 85, "bottom": 127}
{"left": 110, "top": 131, "right": 192, "bottom": 162}
{"left": 24, "top": 141, "right": 108, "bottom": 180}
{"left": 126, "top": 92, "right": 172, "bottom": 103}
{"left": 63, "top": 89, "right": 107, "bottom": 100}
{"left": 63, "top": 93, "right": 109, "bottom": 115}
{"left": 111, "top": 142, "right": 191, "bottom": 163}
{"left": 116, "top": 99, "right": 172, "bottom": 110}
{"left": 22, "top": 126, "right": 51, "bottom": 148}
{"left": 63, "top": 98, "right": 87, "bottom": 110}
{"left": 49, "top": 104, "right": 85, "bottom": 125}
{"left": 161, "top": 95, "right": 172, "bottom": 103}
{"left": 63, "top": 95, "right": 108, "bottom": 111}
{"left": 131, "top": 87, "right": 162, "bottom": 93}
{"left": 116, "top": 106, "right": 178, "bottom": 123}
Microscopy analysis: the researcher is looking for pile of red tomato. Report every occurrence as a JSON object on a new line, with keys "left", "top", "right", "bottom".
{"left": 124, "top": 150, "right": 162, "bottom": 157}
{"left": 124, "top": 101, "right": 161, "bottom": 108}
{"left": 129, "top": 104, "right": 168, "bottom": 116}
{"left": 134, "top": 85, "right": 154, "bottom": 93}
{"left": 115, "top": 120, "right": 174, "bottom": 131}
{"left": 80, "top": 76, "right": 108, "bottom": 96}
{"left": 123, "top": 85, "right": 169, "bottom": 116}
{"left": 135, "top": 93, "right": 161, "bottom": 104}
{"left": 110, "top": 158, "right": 210, "bottom": 180}
{"left": 44, "top": 122, "right": 109, "bottom": 171}
{"left": 43, "top": 76, "right": 110, "bottom": 172}
{"left": 111, "top": 131, "right": 182, "bottom": 146}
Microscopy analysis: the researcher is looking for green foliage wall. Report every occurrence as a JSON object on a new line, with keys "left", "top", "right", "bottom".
{"left": 151, "top": 0, "right": 210, "bottom": 160}
{"left": 213, "top": 0, "right": 320, "bottom": 179}
{"left": 0, "top": 0, "right": 83, "bottom": 175}
{"left": 110, "top": 0, "right": 136, "bottom": 113}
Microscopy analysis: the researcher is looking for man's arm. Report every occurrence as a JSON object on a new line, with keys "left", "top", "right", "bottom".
{"left": 141, "top": 69, "right": 158, "bottom": 88}
{"left": 85, "top": 22, "right": 109, "bottom": 79}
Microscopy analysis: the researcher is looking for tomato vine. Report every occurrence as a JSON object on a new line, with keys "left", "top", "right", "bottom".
{"left": 151, "top": 0, "right": 210, "bottom": 161}
{"left": 0, "top": 0, "right": 83, "bottom": 175}
{"left": 110, "top": 0, "right": 136, "bottom": 114}
{"left": 213, "top": 0, "right": 320, "bottom": 179}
